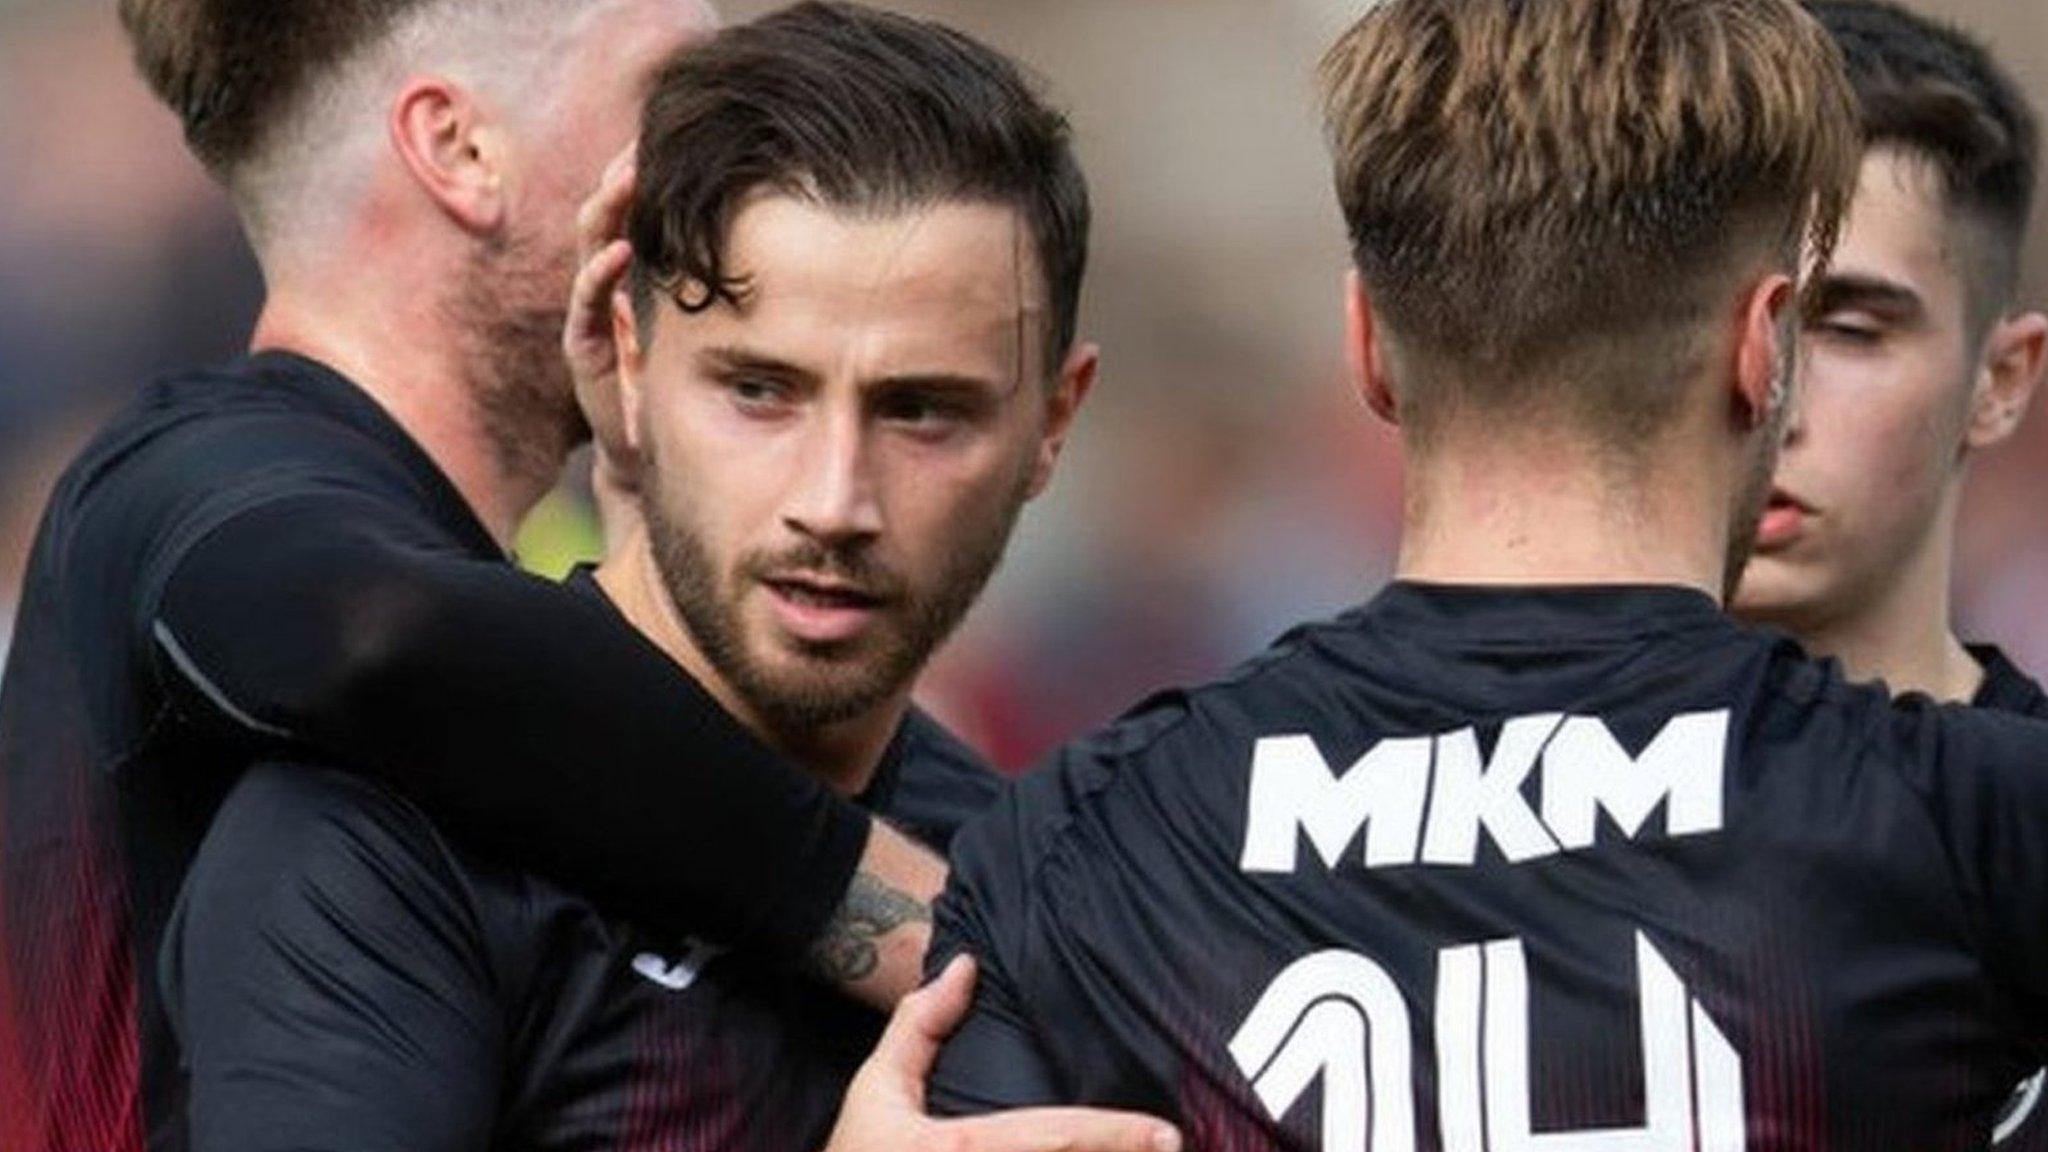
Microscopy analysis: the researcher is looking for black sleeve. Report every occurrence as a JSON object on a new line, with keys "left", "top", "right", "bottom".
{"left": 126, "top": 419, "right": 865, "bottom": 955}
{"left": 1891, "top": 704, "right": 2048, "bottom": 1047}
{"left": 161, "top": 764, "right": 506, "bottom": 1152}
{"left": 926, "top": 780, "right": 1066, "bottom": 1113}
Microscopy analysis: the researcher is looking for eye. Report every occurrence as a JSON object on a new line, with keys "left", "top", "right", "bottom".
{"left": 1807, "top": 313, "right": 1884, "bottom": 346}
{"left": 724, "top": 374, "right": 796, "bottom": 413}
{"left": 875, "top": 389, "right": 979, "bottom": 435}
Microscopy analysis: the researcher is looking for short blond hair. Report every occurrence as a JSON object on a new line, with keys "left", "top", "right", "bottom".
{"left": 1321, "top": 0, "right": 1861, "bottom": 442}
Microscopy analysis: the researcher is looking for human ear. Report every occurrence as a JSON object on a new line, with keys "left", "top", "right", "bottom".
{"left": 1027, "top": 341, "right": 1100, "bottom": 499}
{"left": 1732, "top": 273, "right": 1796, "bottom": 431}
{"left": 389, "top": 78, "right": 507, "bottom": 235}
{"left": 1346, "top": 270, "right": 1400, "bottom": 426}
{"left": 1965, "top": 309, "right": 2048, "bottom": 450}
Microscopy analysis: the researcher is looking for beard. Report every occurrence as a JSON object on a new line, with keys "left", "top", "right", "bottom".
{"left": 448, "top": 232, "right": 589, "bottom": 486}
{"left": 641, "top": 448, "right": 1032, "bottom": 733}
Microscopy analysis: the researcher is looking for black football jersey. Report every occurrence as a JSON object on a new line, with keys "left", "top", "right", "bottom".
{"left": 163, "top": 668, "right": 996, "bottom": 1151}
{"left": 0, "top": 354, "right": 863, "bottom": 1152}
{"left": 1967, "top": 644, "right": 2048, "bottom": 1151}
{"left": 930, "top": 584, "right": 2048, "bottom": 1152}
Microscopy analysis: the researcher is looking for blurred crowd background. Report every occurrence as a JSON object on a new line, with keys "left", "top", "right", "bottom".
{"left": 2, "top": 0, "right": 2045, "bottom": 771}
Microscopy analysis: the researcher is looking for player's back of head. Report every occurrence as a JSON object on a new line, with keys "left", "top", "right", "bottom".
{"left": 626, "top": 0, "right": 1090, "bottom": 367}
{"left": 1808, "top": 0, "right": 2039, "bottom": 316}
{"left": 1319, "top": 0, "right": 1861, "bottom": 448}
{"left": 118, "top": 0, "right": 431, "bottom": 178}
{"left": 117, "top": 0, "right": 629, "bottom": 246}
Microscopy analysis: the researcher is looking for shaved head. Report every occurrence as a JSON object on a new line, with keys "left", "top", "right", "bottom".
{"left": 119, "top": 0, "right": 715, "bottom": 248}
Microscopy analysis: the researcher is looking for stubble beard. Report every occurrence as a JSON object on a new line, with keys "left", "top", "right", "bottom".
{"left": 640, "top": 447, "right": 1033, "bottom": 734}
{"left": 451, "top": 233, "right": 589, "bottom": 490}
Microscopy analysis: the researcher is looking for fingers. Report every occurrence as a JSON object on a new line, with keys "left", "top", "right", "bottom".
{"left": 566, "top": 238, "right": 633, "bottom": 352}
{"left": 937, "top": 1107, "right": 1183, "bottom": 1152}
{"left": 577, "top": 145, "right": 638, "bottom": 265}
{"left": 564, "top": 234, "right": 634, "bottom": 458}
{"left": 869, "top": 954, "right": 977, "bottom": 1088}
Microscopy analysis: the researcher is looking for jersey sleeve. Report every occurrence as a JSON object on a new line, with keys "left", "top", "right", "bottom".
{"left": 925, "top": 775, "right": 1067, "bottom": 1113}
{"left": 160, "top": 764, "right": 507, "bottom": 1152}
{"left": 111, "top": 413, "right": 865, "bottom": 955}
{"left": 1891, "top": 704, "right": 2048, "bottom": 1048}
{"left": 927, "top": 693, "right": 1198, "bottom": 1114}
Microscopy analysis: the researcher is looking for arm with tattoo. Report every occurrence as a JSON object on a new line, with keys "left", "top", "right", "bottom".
{"left": 813, "top": 822, "right": 948, "bottom": 1008}
{"left": 810, "top": 873, "right": 933, "bottom": 984}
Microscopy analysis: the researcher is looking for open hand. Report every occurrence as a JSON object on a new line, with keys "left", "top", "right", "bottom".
{"left": 822, "top": 955, "right": 1182, "bottom": 1152}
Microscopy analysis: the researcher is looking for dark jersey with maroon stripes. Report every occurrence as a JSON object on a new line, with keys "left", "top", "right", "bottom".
{"left": 1967, "top": 644, "right": 2048, "bottom": 1151}
{"left": 158, "top": 604, "right": 997, "bottom": 1152}
{"left": 0, "top": 353, "right": 867, "bottom": 1152}
{"left": 928, "top": 584, "right": 2048, "bottom": 1152}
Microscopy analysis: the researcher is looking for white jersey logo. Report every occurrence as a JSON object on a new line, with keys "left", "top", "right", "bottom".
{"left": 1230, "top": 932, "right": 1745, "bottom": 1151}
{"left": 631, "top": 938, "right": 727, "bottom": 992}
{"left": 1240, "top": 710, "right": 1729, "bottom": 873}
{"left": 1995, "top": 1070, "right": 2045, "bottom": 1145}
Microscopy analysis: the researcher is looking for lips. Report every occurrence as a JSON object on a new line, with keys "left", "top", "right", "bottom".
{"left": 759, "top": 573, "right": 891, "bottom": 645}
{"left": 762, "top": 576, "right": 884, "bottom": 608}
{"left": 1753, "top": 489, "right": 1813, "bottom": 551}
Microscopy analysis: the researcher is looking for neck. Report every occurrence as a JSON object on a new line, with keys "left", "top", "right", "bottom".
{"left": 1764, "top": 492, "right": 1982, "bottom": 702}
{"left": 1397, "top": 424, "right": 1731, "bottom": 599}
{"left": 595, "top": 525, "right": 905, "bottom": 796}
{"left": 249, "top": 264, "right": 564, "bottom": 547}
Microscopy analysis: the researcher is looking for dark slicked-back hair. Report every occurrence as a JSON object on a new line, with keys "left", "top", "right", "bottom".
{"left": 1321, "top": 0, "right": 1861, "bottom": 447}
{"left": 1808, "top": 0, "right": 2039, "bottom": 307}
{"left": 119, "top": 0, "right": 447, "bottom": 178}
{"left": 628, "top": 0, "right": 1090, "bottom": 365}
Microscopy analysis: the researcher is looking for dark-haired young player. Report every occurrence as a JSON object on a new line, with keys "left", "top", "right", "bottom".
{"left": 1734, "top": 1, "right": 2048, "bottom": 1144}
{"left": 1739, "top": 0, "right": 2046, "bottom": 711}
{"left": 157, "top": 7, "right": 1174, "bottom": 1152}
{"left": 926, "top": 0, "right": 2048, "bottom": 1146}
{"left": 0, "top": 1, "right": 1100, "bottom": 1150}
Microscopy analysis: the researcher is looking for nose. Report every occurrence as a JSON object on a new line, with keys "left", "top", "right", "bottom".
{"left": 782, "top": 403, "right": 883, "bottom": 547}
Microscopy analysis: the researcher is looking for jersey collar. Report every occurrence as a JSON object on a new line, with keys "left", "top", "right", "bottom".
{"left": 1366, "top": 581, "right": 1727, "bottom": 645}
{"left": 248, "top": 350, "right": 503, "bottom": 560}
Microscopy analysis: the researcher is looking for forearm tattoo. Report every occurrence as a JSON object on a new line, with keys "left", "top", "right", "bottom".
{"left": 807, "top": 872, "right": 931, "bottom": 985}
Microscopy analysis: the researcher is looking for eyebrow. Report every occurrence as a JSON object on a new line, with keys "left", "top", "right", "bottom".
{"left": 696, "top": 345, "right": 1012, "bottom": 395}
{"left": 697, "top": 345, "right": 818, "bottom": 382}
{"left": 871, "top": 372, "right": 1012, "bottom": 398}
{"left": 1809, "top": 273, "right": 1926, "bottom": 320}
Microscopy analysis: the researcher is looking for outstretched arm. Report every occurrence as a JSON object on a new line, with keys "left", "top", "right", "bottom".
{"left": 149, "top": 480, "right": 890, "bottom": 963}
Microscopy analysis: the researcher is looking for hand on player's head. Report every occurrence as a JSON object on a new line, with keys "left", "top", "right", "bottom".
{"left": 824, "top": 955, "right": 1182, "bottom": 1152}
{"left": 566, "top": 145, "right": 644, "bottom": 537}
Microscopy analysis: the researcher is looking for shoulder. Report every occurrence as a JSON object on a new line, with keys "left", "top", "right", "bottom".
{"left": 1971, "top": 644, "right": 2048, "bottom": 720}
{"left": 880, "top": 710, "right": 1003, "bottom": 851}
{"left": 168, "top": 762, "right": 524, "bottom": 1012}
{"left": 1886, "top": 691, "right": 2048, "bottom": 777}
{"left": 941, "top": 624, "right": 1340, "bottom": 918}
{"left": 184, "top": 763, "right": 472, "bottom": 919}
{"left": 49, "top": 359, "right": 415, "bottom": 570}
{"left": 1762, "top": 641, "right": 2048, "bottom": 775}
{"left": 1004, "top": 612, "right": 1361, "bottom": 823}
{"left": 162, "top": 764, "right": 526, "bottom": 1143}
{"left": 63, "top": 358, "right": 365, "bottom": 496}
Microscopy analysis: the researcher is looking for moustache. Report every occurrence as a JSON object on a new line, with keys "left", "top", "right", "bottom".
{"left": 742, "top": 540, "right": 908, "bottom": 603}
